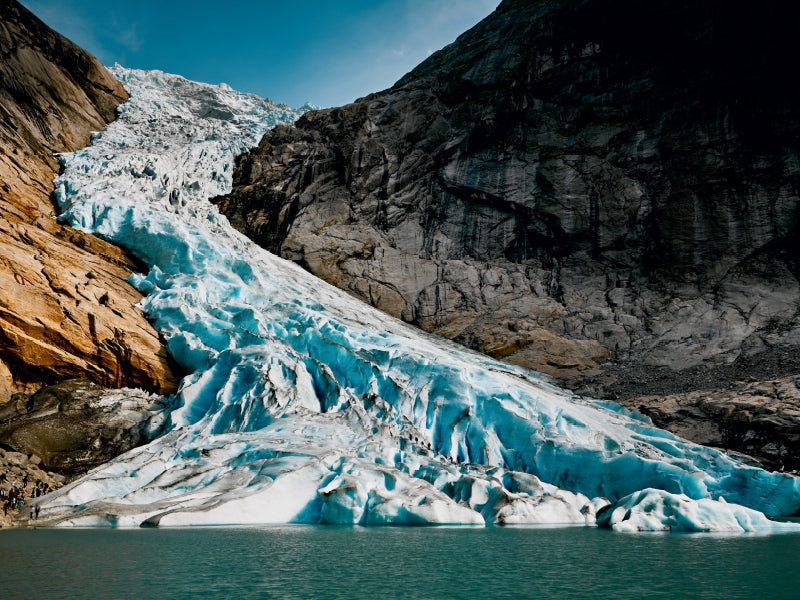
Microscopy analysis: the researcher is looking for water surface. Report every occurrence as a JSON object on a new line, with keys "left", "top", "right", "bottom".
{"left": 2, "top": 526, "right": 799, "bottom": 599}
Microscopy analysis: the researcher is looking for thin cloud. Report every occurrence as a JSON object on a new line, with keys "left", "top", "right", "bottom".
{"left": 401, "top": 0, "right": 500, "bottom": 50}
{"left": 112, "top": 17, "right": 143, "bottom": 53}
{"left": 17, "top": 0, "right": 501, "bottom": 109}
{"left": 352, "top": 0, "right": 500, "bottom": 92}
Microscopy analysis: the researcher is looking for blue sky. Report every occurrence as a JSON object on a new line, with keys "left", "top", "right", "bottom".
{"left": 20, "top": 0, "right": 499, "bottom": 108}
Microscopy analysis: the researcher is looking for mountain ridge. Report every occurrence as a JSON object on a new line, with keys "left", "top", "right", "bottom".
{"left": 2, "top": 0, "right": 799, "bottom": 532}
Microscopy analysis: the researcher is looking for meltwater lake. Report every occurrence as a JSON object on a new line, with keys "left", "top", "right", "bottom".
{"left": 1, "top": 526, "right": 799, "bottom": 599}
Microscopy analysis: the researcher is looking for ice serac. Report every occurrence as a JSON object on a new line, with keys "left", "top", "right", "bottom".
{"left": 35, "top": 67, "right": 800, "bottom": 532}
{"left": 596, "top": 489, "right": 800, "bottom": 533}
{"left": 214, "top": 0, "right": 800, "bottom": 467}
{"left": 0, "top": 0, "right": 177, "bottom": 399}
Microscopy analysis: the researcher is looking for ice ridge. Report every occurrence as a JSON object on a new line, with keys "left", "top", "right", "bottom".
{"left": 37, "top": 67, "right": 800, "bottom": 532}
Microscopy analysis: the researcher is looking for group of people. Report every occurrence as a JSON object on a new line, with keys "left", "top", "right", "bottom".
{"left": 0, "top": 474, "right": 50, "bottom": 519}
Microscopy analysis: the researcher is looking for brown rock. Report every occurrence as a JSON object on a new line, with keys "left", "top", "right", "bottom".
{"left": 619, "top": 376, "right": 800, "bottom": 471}
{"left": 0, "top": 0, "right": 178, "bottom": 399}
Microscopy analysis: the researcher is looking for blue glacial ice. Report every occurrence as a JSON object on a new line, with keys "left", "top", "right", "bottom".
{"left": 37, "top": 66, "right": 800, "bottom": 532}
{"left": 596, "top": 488, "right": 798, "bottom": 533}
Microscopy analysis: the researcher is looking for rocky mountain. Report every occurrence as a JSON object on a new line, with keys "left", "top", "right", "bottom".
{"left": 215, "top": 0, "right": 800, "bottom": 467}
{"left": 0, "top": 1, "right": 179, "bottom": 506}
{"left": 0, "top": 0, "right": 178, "bottom": 401}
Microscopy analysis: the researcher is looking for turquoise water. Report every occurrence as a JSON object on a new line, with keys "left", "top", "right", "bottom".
{"left": 1, "top": 526, "right": 799, "bottom": 599}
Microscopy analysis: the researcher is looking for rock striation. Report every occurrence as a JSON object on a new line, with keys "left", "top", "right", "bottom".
{"left": 216, "top": 0, "right": 800, "bottom": 398}
{"left": 0, "top": 0, "right": 178, "bottom": 399}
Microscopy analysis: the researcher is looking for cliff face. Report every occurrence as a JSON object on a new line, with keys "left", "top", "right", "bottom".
{"left": 215, "top": 0, "right": 800, "bottom": 466}
{"left": 0, "top": 0, "right": 178, "bottom": 399}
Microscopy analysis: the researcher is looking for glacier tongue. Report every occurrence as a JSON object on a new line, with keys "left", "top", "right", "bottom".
{"left": 39, "top": 67, "right": 800, "bottom": 531}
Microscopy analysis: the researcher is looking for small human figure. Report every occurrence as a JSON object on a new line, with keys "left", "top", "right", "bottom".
{"left": 35, "top": 505, "right": 40, "bottom": 519}
{"left": 29, "top": 506, "right": 34, "bottom": 519}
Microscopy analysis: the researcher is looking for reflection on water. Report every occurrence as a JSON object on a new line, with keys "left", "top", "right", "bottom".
{"left": 1, "top": 526, "right": 799, "bottom": 599}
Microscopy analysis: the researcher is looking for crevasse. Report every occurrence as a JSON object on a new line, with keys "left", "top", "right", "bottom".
{"left": 41, "top": 67, "right": 800, "bottom": 532}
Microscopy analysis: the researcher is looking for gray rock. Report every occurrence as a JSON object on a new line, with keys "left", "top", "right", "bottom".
{"left": 214, "top": 0, "right": 800, "bottom": 455}
{"left": 0, "top": 379, "right": 170, "bottom": 475}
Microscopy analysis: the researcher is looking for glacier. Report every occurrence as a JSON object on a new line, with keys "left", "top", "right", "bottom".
{"left": 35, "top": 66, "right": 800, "bottom": 532}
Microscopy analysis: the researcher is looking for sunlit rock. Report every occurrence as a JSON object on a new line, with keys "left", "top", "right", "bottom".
{"left": 0, "top": 0, "right": 177, "bottom": 398}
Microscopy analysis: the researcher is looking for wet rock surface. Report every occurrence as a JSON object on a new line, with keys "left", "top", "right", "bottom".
{"left": 0, "top": 378, "right": 170, "bottom": 475}
{"left": 0, "top": 0, "right": 178, "bottom": 399}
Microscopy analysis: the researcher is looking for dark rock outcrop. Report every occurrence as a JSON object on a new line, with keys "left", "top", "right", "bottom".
{"left": 0, "top": 379, "right": 169, "bottom": 475}
{"left": 216, "top": 0, "right": 800, "bottom": 395}
{"left": 619, "top": 376, "right": 800, "bottom": 472}
{"left": 0, "top": 0, "right": 178, "bottom": 399}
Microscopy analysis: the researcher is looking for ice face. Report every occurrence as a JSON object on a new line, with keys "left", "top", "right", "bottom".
{"left": 37, "top": 67, "right": 800, "bottom": 531}
{"left": 596, "top": 488, "right": 800, "bottom": 533}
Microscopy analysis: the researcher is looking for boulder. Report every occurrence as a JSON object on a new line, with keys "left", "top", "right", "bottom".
{"left": 0, "top": 379, "right": 170, "bottom": 474}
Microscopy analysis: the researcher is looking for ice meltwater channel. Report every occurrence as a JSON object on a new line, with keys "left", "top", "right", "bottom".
{"left": 39, "top": 67, "right": 800, "bottom": 532}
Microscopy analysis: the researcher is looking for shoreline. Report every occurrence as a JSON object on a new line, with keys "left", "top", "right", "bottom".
{"left": 0, "top": 448, "right": 66, "bottom": 529}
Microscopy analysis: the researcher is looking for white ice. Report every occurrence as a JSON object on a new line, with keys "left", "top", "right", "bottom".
{"left": 36, "top": 67, "right": 800, "bottom": 531}
{"left": 596, "top": 488, "right": 800, "bottom": 533}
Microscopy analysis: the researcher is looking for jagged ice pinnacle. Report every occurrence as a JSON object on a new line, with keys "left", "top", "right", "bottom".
{"left": 39, "top": 67, "right": 800, "bottom": 532}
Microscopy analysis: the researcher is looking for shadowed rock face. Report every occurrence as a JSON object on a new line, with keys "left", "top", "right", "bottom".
{"left": 0, "top": 379, "right": 169, "bottom": 475}
{"left": 0, "top": 0, "right": 178, "bottom": 399}
{"left": 618, "top": 375, "right": 800, "bottom": 472}
{"left": 216, "top": 0, "right": 800, "bottom": 400}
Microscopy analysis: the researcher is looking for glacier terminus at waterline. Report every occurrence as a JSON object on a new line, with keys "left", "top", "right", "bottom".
{"left": 37, "top": 67, "right": 800, "bottom": 532}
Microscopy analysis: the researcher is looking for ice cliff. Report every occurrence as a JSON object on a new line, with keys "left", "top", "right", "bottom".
{"left": 36, "top": 67, "right": 800, "bottom": 532}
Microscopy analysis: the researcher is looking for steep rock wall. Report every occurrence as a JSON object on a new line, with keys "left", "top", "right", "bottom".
{"left": 0, "top": 0, "right": 178, "bottom": 399}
